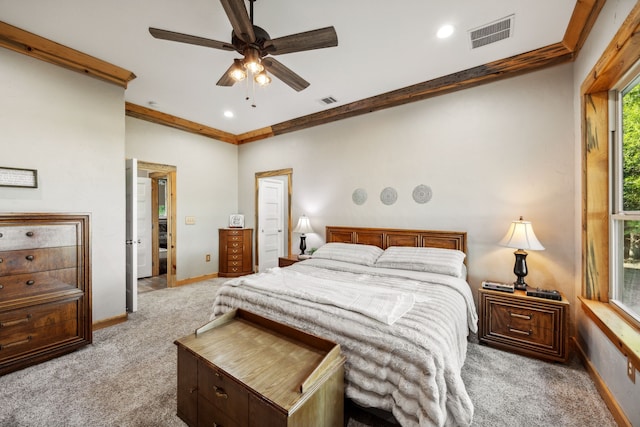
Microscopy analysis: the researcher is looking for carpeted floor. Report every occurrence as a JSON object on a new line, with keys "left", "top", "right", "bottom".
{"left": 0, "top": 279, "right": 617, "bottom": 426}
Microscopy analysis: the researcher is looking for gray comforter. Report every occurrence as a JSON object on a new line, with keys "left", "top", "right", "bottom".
{"left": 211, "top": 258, "right": 478, "bottom": 427}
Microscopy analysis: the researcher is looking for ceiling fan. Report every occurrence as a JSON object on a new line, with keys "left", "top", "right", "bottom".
{"left": 149, "top": 0, "right": 338, "bottom": 92}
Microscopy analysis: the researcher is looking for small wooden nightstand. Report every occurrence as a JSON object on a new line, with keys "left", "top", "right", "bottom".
{"left": 278, "top": 255, "right": 300, "bottom": 267}
{"left": 478, "top": 287, "right": 570, "bottom": 363}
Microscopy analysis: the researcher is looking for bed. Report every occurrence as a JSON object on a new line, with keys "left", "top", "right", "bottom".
{"left": 211, "top": 226, "right": 478, "bottom": 427}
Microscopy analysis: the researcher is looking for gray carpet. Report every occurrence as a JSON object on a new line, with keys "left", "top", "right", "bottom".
{"left": 0, "top": 279, "right": 616, "bottom": 427}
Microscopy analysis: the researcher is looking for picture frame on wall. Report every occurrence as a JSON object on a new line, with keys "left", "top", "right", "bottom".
{"left": 229, "top": 214, "right": 244, "bottom": 228}
{"left": 0, "top": 166, "right": 38, "bottom": 188}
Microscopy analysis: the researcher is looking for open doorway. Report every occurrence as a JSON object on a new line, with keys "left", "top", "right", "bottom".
{"left": 255, "top": 169, "right": 292, "bottom": 272}
{"left": 128, "top": 160, "right": 177, "bottom": 302}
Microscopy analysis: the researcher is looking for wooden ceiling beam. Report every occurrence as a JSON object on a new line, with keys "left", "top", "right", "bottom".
{"left": 125, "top": 102, "right": 237, "bottom": 144}
{"left": 0, "top": 21, "right": 135, "bottom": 88}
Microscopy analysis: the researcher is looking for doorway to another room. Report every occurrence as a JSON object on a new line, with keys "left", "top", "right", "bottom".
{"left": 255, "top": 169, "right": 292, "bottom": 272}
{"left": 126, "top": 159, "right": 177, "bottom": 312}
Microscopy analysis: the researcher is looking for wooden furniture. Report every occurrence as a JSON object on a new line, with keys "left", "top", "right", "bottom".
{"left": 278, "top": 255, "right": 300, "bottom": 267}
{"left": 326, "top": 225, "right": 467, "bottom": 254}
{"left": 175, "top": 309, "right": 345, "bottom": 427}
{"left": 219, "top": 228, "right": 253, "bottom": 278}
{"left": 0, "top": 213, "right": 91, "bottom": 375}
{"left": 478, "top": 288, "right": 570, "bottom": 363}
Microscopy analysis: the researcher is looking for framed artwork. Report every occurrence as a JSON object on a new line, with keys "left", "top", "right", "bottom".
{"left": 0, "top": 167, "right": 38, "bottom": 188}
{"left": 229, "top": 214, "right": 244, "bottom": 228}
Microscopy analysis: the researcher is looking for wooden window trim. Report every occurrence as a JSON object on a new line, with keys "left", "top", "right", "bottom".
{"left": 582, "top": 3, "right": 640, "bottom": 367}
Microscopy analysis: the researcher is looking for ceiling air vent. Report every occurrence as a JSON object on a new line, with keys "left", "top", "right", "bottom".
{"left": 469, "top": 15, "right": 514, "bottom": 49}
{"left": 318, "top": 96, "right": 338, "bottom": 106}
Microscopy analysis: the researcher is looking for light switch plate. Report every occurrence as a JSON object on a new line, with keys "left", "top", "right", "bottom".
{"left": 185, "top": 216, "right": 196, "bottom": 225}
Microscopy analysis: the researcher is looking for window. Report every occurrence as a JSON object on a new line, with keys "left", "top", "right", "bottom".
{"left": 611, "top": 70, "right": 640, "bottom": 326}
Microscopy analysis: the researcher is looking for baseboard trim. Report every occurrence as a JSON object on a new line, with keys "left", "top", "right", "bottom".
{"left": 572, "top": 336, "right": 631, "bottom": 427}
{"left": 175, "top": 273, "right": 219, "bottom": 287}
{"left": 93, "top": 313, "right": 128, "bottom": 331}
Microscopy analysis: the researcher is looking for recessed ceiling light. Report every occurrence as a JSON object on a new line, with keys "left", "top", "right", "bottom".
{"left": 437, "top": 24, "right": 454, "bottom": 39}
{"left": 223, "top": 110, "right": 234, "bottom": 118}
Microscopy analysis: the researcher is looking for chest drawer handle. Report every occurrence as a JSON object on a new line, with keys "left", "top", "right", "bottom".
{"left": 213, "top": 386, "right": 228, "bottom": 399}
{"left": 0, "top": 314, "right": 32, "bottom": 328}
{"left": 189, "top": 387, "right": 198, "bottom": 394}
{"left": 508, "top": 327, "right": 532, "bottom": 336}
{"left": 25, "top": 255, "right": 34, "bottom": 261}
{"left": 0, "top": 335, "right": 32, "bottom": 350}
{"left": 0, "top": 258, "right": 3, "bottom": 263}
{"left": 508, "top": 311, "right": 532, "bottom": 320}
{"left": 26, "top": 231, "right": 34, "bottom": 237}
{"left": 26, "top": 280, "right": 35, "bottom": 286}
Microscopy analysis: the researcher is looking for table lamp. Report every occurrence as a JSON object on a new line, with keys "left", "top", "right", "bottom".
{"left": 293, "top": 215, "right": 314, "bottom": 255}
{"left": 499, "top": 216, "right": 545, "bottom": 290}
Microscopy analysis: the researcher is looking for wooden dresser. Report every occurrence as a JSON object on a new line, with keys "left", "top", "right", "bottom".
{"left": 0, "top": 213, "right": 91, "bottom": 375}
{"left": 219, "top": 228, "right": 253, "bottom": 277}
{"left": 478, "top": 288, "right": 569, "bottom": 363}
{"left": 175, "top": 309, "right": 345, "bottom": 427}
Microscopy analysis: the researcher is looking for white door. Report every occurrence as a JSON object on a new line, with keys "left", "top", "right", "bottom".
{"left": 137, "top": 177, "right": 152, "bottom": 278}
{"left": 125, "top": 158, "right": 138, "bottom": 313}
{"left": 258, "top": 178, "right": 284, "bottom": 272}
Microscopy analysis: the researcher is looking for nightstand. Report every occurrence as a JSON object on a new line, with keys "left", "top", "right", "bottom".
{"left": 478, "top": 287, "right": 570, "bottom": 363}
{"left": 278, "top": 255, "right": 300, "bottom": 267}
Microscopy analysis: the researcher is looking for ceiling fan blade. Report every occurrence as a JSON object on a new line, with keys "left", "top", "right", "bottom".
{"left": 262, "top": 58, "right": 310, "bottom": 92}
{"left": 219, "top": 0, "right": 255, "bottom": 44}
{"left": 216, "top": 63, "right": 237, "bottom": 87}
{"left": 149, "top": 27, "right": 235, "bottom": 51}
{"left": 265, "top": 26, "right": 338, "bottom": 55}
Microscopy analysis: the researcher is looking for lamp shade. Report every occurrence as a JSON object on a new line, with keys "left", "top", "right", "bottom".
{"left": 293, "top": 215, "right": 314, "bottom": 234}
{"left": 499, "top": 216, "right": 545, "bottom": 250}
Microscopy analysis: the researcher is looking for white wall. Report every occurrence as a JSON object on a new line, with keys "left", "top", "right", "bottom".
{"left": 239, "top": 63, "right": 576, "bottom": 309}
{"left": 125, "top": 117, "right": 239, "bottom": 279}
{"left": 0, "top": 48, "right": 126, "bottom": 322}
{"left": 572, "top": 1, "right": 640, "bottom": 424}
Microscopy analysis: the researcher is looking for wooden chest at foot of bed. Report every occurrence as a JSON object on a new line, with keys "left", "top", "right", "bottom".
{"left": 175, "top": 309, "right": 346, "bottom": 427}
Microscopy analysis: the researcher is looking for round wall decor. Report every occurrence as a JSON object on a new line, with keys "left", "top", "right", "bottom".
{"left": 352, "top": 188, "right": 368, "bottom": 205}
{"left": 412, "top": 184, "right": 433, "bottom": 204}
{"left": 380, "top": 187, "right": 398, "bottom": 205}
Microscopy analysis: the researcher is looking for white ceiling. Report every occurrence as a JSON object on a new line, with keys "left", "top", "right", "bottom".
{"left": 1, "top": 0, "right": 576, "bottom": 135}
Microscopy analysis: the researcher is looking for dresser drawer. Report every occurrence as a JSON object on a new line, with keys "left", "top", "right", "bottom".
{"left": 199, "top": 362, "right": 249, "bottom": 426}
{"left": 0, "top": 268, "right": 78, "bottom": 301}
{"left": 0, "top": 298, "right": 80, "bottom": 360}
{"left": 227, "top": 241, "right": 243, "bottom": 250}
{"left": 0, "top": 224, "right": 78, "bottom": 250}
{"left": 228, "top": 235, "right": 244, "bottom": 242}
{"left": 0, "top": 246, "right": 78, "bottom": 275}
{"left": 198, "top": 396, "right": 242, "bottom": 427}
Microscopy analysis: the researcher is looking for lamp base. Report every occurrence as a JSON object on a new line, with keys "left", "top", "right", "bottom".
{"left": 298, "top": 235, "right": 307, "bottom": 255}
{"left": 512, "top": 250, "right": 529, "bottom": 291}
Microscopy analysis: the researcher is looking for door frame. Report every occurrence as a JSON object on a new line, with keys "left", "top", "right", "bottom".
{"left": 255, "top": 168, "right": 292, "bottom": 269}
{"left": 138, "top": 160, "right": 177, "bottom": 288}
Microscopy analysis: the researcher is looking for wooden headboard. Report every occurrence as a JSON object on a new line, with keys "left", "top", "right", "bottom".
{"left": 326, "top": 226, "right": 467, "bottom": 255}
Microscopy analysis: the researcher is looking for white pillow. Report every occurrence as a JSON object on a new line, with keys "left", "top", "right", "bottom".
{"left": 312, "top": 242, "right": 383, "bottom": 266}
{"left": 375, "top": 246, "right": 466, "bottom": 278}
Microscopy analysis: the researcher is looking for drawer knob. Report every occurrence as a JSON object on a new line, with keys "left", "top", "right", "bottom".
{"left": 189, "top": 387, "right": 198, "bottom": 394}
{"left": 26, "top": 231, "right": 34, "bottom": 237}
{"left": 213, "top": 386, "right": 228, "bottom": 399}
{"left": 25, "top": 255, "right": 34, "bottom": 261}
{"left": 508, "top": 311, "right": 532, "bottom": 320}
{"left": 26, "top": 280, "right": 35, "bottom": 286}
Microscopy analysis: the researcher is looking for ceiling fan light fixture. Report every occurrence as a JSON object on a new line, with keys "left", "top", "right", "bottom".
{"left": 254, "top": 71, "right": 271, "bottom": 86}
{"left": 243, "top": 47, "right": 263, "bottom": 74}
{"left": 229, "top": 59, "right": 247, "bottom": 82}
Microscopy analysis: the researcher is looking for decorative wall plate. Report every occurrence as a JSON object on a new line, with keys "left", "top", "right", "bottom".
{"left": 412, "top": 184, "right": 433, "bottom": 204}
{"left": 380, "top": 187, "right": 398, "bottom": 205}
{"left": 352, "top": 188, "right": 367, "bottom": 205}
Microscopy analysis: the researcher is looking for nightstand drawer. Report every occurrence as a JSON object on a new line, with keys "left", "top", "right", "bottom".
{"left": 478, "top": 288, "right": 570, "bottom": 362}
{"left": 488, "top": 302, "right": 555, "bottom": 347}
